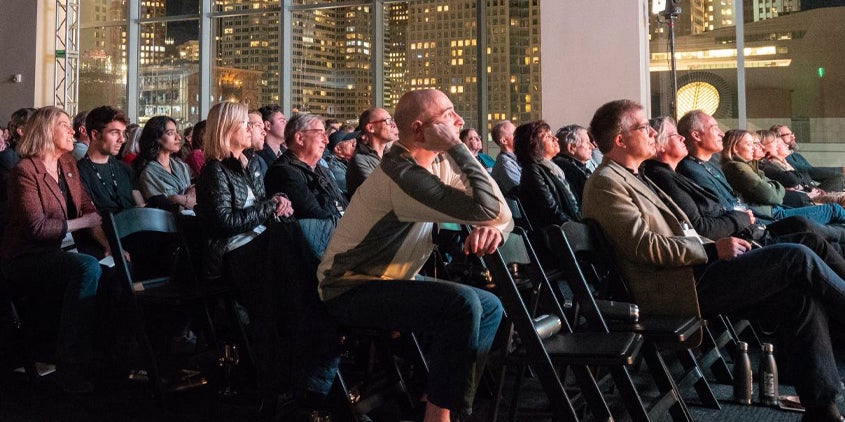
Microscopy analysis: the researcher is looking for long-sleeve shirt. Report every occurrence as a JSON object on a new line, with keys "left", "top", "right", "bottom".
{"left": 318, "top": 142, "right": 512, "bottom": 301}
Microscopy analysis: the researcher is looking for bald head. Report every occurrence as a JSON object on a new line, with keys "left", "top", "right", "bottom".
{"left": 395, "top": 89, "right": 449, "bottom": 139}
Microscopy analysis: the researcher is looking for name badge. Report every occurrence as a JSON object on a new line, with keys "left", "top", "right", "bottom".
{"left": 681, "top": 222, "right": 703, "bottom": 243}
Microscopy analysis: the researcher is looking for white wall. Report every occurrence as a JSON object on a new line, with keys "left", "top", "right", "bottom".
{"left": 541, "top": 0, "right": 650, "bottom": 130}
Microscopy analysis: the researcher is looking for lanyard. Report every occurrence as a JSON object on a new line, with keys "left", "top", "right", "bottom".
{"left": 85, "top": 155, "right": 119, "bottom": 202}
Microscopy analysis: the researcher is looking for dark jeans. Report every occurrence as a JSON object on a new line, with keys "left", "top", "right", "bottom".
{"left": 1, "top": 250, "right": 101, "bottom": 365}
{"left": 225, "top": 221, "right": 339, "bottom": 398}
{"left": 697, "top": 243, "right": 845, "bottom": 407}
{"left": 324, "top": 279, "right": 503, "bottom": 415}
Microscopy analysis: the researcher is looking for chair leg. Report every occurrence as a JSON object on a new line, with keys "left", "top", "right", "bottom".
{"left": 700, "top": 322, "right": 733, "bottom": 384}
{"left": 571, "top": 364, "right": 613, "bottom": 421}
{"left": 609, "top": 365, "right": 651, "bottom": 422}
{"left": 675, "top": 349, "right": 720, "bottom": 409}
{"left": 640, "top": 343, "right": 692, "bottom": 422}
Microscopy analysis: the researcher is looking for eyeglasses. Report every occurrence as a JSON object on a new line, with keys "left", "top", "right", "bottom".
{"left": 779, "top": 132, "right": 794, "bottom": 138}
{"left": 301, "top": 128, "right": 327, "bottom": 137}
{"left": 369, "top": 117, "right": 395, "bottom": 126}
{"left": 247, "top": 121, "right": 262, "bottom": 128}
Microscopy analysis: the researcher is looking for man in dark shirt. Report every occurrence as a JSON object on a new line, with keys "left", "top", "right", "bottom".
{"left": 346, "top": 107, "right": 397, "bottom": 196}
{"left": 78, "top": 106, "right": 141, "bottom": 215}
{"left": 264, "top": 113, "right": 348, "bottom": 220}
{"left": 552, "top": 124, "right": 594, "bottom": 205}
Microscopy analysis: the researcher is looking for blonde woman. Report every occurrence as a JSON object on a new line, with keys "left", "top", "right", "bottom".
{"left": 0, "top": 106, "right": 107, "bottom": 393}
{"left": 194, "top": 102, "right": 296, "bottom": 404}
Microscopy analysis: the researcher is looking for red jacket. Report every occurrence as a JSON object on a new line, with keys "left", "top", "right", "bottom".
{"left": 1, "top": 154, "right": 98, "bottom": 259}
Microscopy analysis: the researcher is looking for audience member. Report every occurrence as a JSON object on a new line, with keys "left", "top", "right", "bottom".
{"left": 643, "top": 116, "right": 845, "bottom": 276}
{"left": 184, "top": 120, "right": 206, "bottom": 178}
{"left": 490, "top": 120, "right": 520, "bottom": 195}
{"left": 257, "top": 104, "right": 287, "bottom": 168}
{"left": 513, "top": 120, "right": 580, "bottom": 228}
{"left": 759, "top": 129, "right": 845, "bottom": 207}
{"left": 0, "top": 108, "right": 36, "bottom": 228}
{"left": 135, "top": 116, "right": 195, "bottom": 210}
{"left": 346, "top": 107, "right": 397, "bottom": 196}
{"left": 265, "top": 114, "right": 348, "bottom": 221}
{"left": 78, "top": 105, "right": 143, "bottom": 216}
{"left": 585, "top": 99, "right": 845, "bottom": 422}
{"left": 71, "top": 110, "right": 90, "bottom": 160}
{"left": 318, "top": 89, "right": 510, "bottom": 422}
{"left": 247, "top": 109, "right": 269, "bottom": 177}
{"left": 553, "top": 124, "right": 594, "bottom": 204}
{"left": 195, "top": 102, "right": 299, "bottom": 404}
{"left": 460, "top": 128, "right": 494, "bottom": 171}
{"left": 324, "top": 118, "right": 341, "bottom": 137}
{"left": 721, "top": 128, "right": 845, "bottom": 225}
{"left": 772, "top": 123, "right": 845, "bottom": 191}
{"left": 325, "top": 130, "right": 357, "bottom": 198}
{"left": 0, "top": 106, "right": 107, "bottom": 394}
{"left": 677, "top": 110, "right": 845, "bottom": 228}
{"left": 120, "top": 123, "right": 141, "bottom": 165}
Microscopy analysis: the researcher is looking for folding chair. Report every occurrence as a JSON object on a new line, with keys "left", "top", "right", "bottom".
{"left": 553, "top": 221, "right": 721, "bottom": 410}
{"left": 479, "top": 225, "right": 656, "bottom": 422}
{"left": 504, "top": 195, "right": 534, "bottom": 233}
{"left": 106, "top": 207, "right": 229, "bottom": 401}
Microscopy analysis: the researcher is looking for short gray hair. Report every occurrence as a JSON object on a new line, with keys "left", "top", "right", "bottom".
{"left": 284, "top": 113, "right": 324, "bottom": 142}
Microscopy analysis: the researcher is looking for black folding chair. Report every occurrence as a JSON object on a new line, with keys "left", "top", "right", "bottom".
{"left": 479, "top": 225, "right": 654, "bottom": 421}
{"left": 106, "top": 208, "right": 229, "bottom": 401}
{"left": 553, "top": 221, "right": 721, "bottom": 411}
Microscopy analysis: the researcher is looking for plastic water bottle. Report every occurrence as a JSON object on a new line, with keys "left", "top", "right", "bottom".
{"left": 733, "top": 341, "right": 753, "bottom": 405}
{"left": 758, "top": 343, "right": 779, "bottom": 406}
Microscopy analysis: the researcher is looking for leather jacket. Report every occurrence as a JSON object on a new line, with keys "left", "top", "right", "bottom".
{"left": 195, "top": 152, "right": 277, "bottom": 275}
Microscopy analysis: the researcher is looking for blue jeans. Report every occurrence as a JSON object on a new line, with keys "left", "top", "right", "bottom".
{"left": 1, "top": 251, "right": 101, "bottom": 365}
{"left": 773, "top": 203, "right": 845, "bottom": 225}
{"left": 697, "top": 243, "right": 845, "bottom": 408}
{"left": 324, "top": 279, "right": 503, "bottom": 415}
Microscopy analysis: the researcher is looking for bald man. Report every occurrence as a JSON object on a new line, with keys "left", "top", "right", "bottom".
{"left": 318, "top": 89, "right": 511, "bottom": 422}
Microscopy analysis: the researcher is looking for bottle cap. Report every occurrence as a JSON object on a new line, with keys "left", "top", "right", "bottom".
{"left": 762, "top": 343, "right": 774, "bottom": 353}
{"left": 738, "top": 341, "right": 748, "bottom": 351}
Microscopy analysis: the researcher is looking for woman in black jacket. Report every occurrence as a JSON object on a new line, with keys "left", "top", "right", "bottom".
{"left": 513, "top": 120, "right": 581, "bottom": 228}
{"left": 194, "top": 101, "right": 296, "bottom": 405}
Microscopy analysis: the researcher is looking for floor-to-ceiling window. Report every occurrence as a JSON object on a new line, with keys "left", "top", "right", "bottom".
{"left": 79, "top": 0, "right": 541, "bottom": 149}
{"left": 649, "top": 0, "right": 845, "bottom": 149}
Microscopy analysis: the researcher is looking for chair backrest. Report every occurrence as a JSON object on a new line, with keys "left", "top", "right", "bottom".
{"left": 484, "top": 226, "right": 571, "bottom": 333}
{"left": 106, "top": 208, "right": 192, "bottom": 292}
{"left": 554, "top": 221, "right": 702, "bottom": 334}
{"left": 504, "top": 195, "right": 534, "bottom": 233}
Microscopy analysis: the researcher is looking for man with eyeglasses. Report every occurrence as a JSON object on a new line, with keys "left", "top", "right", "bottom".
{"left": 585, "top": 99, "right": 845, "bottom": 422}
{"left": 772, "top": 124, "right": 845, "bottom": 191}
{"left": 346, "top": 107, "right": 398, "bottom": 196}
{"left": 318, "top": 89, "right": 510, "bottom": 422}
{"left": 264, "top": 113, "right": 348, "bottom": 222}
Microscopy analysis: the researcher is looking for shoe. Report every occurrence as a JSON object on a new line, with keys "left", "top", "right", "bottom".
{"left": 56, "top": 363, "right": 94, "bottom": 394}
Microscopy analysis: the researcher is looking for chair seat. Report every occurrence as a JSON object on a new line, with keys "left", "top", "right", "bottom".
{"left": 608, "top": 315, "right": 702, "bottom": 344}
{"left": 510, "top": 331, "right": 643, "bottom": 366}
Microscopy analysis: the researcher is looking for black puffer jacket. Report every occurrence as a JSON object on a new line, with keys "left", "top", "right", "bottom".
{"left": 195, "top": 152, "right": 278, "bottom": 273}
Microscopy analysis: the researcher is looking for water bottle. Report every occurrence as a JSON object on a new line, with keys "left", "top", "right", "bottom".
{"left": 758, "top": 343, "right": 779, "bottom": 406}
{"left": 733, "top": 341, "right": 753, "bottom": 405}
